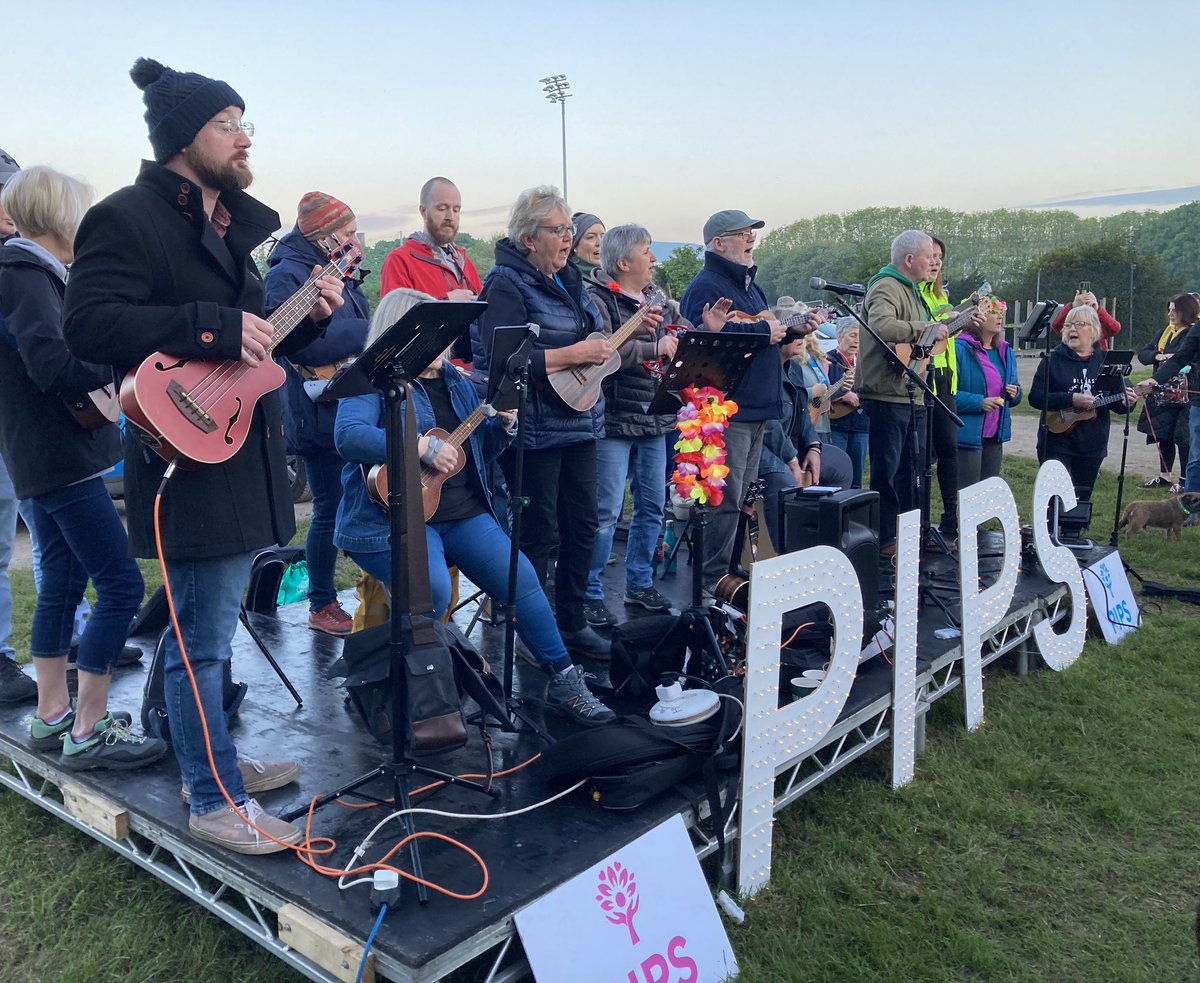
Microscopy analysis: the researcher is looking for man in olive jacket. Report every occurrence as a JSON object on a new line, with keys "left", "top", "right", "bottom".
{"left": 858, "top": 230, "right": 946, "bottom": 551}
{"left": 63, "top": 58, "right": 344, "bottom": 855}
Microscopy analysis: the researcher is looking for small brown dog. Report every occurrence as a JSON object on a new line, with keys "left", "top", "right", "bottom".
{"left": 1118, "top": 491, "right": 1200, "bottom": 540}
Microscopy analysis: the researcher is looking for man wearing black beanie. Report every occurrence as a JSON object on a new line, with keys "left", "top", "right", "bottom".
{"left": 63, "top": 58, "right": 345, "bottom": 856}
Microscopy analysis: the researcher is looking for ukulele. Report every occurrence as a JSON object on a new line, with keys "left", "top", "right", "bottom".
{"left": 547, "top": 287, "right": 664, "bottom": 412}
{"left": 120, "top": 235, "right": 364, "bottom": 466}
{"left": 727, "top": 305, "right": 834, "bottom": 338}
{"left": 1046, "top": 389, "right": 1135, "bottom": 435}
{"left": 63, "top": 383, "right": 121, "bottom": 431}
{"left": 891, "top": 282, "right": 991, "bottom": 375}
{"left": 808, "top": 373, "right": 856, "bottom": 425}
{"left": 363, "top": 401, "right": 500, "bottom": 520}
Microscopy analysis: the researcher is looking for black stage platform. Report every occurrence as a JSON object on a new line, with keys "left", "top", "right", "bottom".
{"left": 0, "top": 530, "right": 1100, "bottom": 982}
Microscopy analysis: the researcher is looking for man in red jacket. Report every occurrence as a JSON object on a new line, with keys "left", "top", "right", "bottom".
{"left": 379, "top": 177, "right": 481, "bottom": 301}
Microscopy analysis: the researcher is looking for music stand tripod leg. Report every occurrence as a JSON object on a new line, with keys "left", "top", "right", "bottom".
{"left": 238, "top": 605, "right": 303, "bottom": 707}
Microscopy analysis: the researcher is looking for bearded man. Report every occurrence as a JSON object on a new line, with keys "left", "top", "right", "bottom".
{"left": 63, "top": 58, "right": 344, "bottom": 855}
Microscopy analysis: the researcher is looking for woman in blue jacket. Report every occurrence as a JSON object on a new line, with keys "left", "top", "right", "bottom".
{"left": 264, "top": 193, "right": 370, "bottom": 638}
{"left": 954, "top": 298, "right": 1022, "bottom": 487}
{"left": 335, "top": 288, "right": 614, "bottom": 727}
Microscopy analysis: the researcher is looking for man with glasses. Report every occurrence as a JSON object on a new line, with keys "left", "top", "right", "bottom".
{"left": 471, "top": 186, "right": 616, "bottom": 663}
{"left": 64, "top": 58, "right": 345, "bottom": 854}
{"left": 681, "top": 210, "right": 791, "bottom": 590}
{"left": 858, "top": 230, "right": 977, "bottom": 555}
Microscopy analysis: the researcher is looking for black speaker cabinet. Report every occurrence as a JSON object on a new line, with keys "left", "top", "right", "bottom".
{"left": 781, "top": 488, "right": 881, "bottom": 636}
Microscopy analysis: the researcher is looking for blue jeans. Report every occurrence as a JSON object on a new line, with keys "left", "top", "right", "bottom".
{"left": 830, "top": 430, "right": 868, "bottom": 489}
{"left": 20, "top": 496, "right": 91, "bottom": 635}
{"left": 349, "top": 512, "right": 571, "bottom": 673}
{"left": 162, "top": 552, "right": 254, "bottom": 815}
{"left": 1187, "top": 405, "right": 1200, "bottom": 492}
{"left": 25, "top": 477, "right": 143, "bottom": 675}
{"left": 0, "top": 456, "right": 17, "bottom": 660}
{"left": 301, "top": 448, "right": 344, "bottom": 611}
{"left": 587, "top": 436, "right": 667, "bottom": 597}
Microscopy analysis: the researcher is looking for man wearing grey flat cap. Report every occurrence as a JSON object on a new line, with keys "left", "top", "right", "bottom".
{"left": 681, "top": 210, "right": 819, "bottom": 588}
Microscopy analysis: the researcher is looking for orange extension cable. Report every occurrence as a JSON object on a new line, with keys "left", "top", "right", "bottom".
{"left": 151, "top": 469, "right": 555, "bottom": 901}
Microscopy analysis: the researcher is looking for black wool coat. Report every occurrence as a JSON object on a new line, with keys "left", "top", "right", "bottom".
{"left": 0, "top": 245, "right": 122, "bottom": 500}
{"left": 63, "top": 161, "right": 320, "bottom": 560}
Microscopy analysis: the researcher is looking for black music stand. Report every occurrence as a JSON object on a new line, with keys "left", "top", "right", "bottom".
{"left": 650, "top": 330, "right": 767, "bottom": 677}
{"left": 1021, "top": 300, "right": 1061, "bottom": 468}
{"left": 477, "top": 323, "right": 552, "bottom": 741}
{"left": 295, "top": 301, "right": 498, "bottom": 906}
{"left": 1101, "top": 350, "right": 1137, "bottom": 547}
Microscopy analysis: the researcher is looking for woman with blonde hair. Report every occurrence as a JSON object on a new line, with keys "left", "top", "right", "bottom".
{"left": 798, "top": 329, "right": 835, "bottom": 438}
{"left": 1135, "top": 293, "right": 1196, "bottom": 491}
{"left": 335, "top": 288, "right": 614, "bottom": 726}
{"left": 0, "top": 166, "right": 163, "bottom": 768}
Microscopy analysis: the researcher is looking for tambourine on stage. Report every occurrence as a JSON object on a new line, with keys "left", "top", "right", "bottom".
{"left": 0, "top": 317, "right": 1131, "bottom": 981}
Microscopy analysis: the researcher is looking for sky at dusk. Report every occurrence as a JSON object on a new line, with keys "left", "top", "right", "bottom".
{"left": 5, "top": 0, "right": 1197, "bottom": 245}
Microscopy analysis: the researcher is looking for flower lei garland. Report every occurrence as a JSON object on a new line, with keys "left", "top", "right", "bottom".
{"left": 670, "top": 385, "right": 738, "bottom": 507}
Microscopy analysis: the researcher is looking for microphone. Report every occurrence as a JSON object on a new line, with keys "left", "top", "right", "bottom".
{"left": 809, "top": 276, "right": 866, "bottom": 298}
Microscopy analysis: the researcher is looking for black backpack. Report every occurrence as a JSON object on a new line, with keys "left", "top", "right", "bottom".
{"left": 244, "top": 546, "right": 306, "bottom": 614}
{"left": 537, "top": 672, "right": 744, "bottom": 884}
{"left": 140, "top": 626, "right": 248, "bottom": 745}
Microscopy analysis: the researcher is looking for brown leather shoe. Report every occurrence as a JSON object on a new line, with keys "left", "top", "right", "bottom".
{"left": 308, "top": 601, "right": 354, "bottom": 636}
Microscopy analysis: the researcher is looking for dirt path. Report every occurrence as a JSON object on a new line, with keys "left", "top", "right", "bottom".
{"left": 1008, "top": 354, "right": 1168, "bottom": 481}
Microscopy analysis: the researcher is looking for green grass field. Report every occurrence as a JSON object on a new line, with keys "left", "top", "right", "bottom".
{"left": 3, "top": 458, "right": 1199, "bottom": 981}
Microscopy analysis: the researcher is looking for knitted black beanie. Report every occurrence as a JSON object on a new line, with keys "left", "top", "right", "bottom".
{"left": 130, "top": 57, "right": 245, "bottom": 163}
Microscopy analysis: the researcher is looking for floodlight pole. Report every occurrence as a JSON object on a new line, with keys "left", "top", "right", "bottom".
{"left": 539, "top": 74, "right": 572, "bottom": 201}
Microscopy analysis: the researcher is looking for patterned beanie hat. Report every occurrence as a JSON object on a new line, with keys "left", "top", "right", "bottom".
{"left": 130, "top": 57, "right": 245, "bottom": 163}
{"left": 296, "top": 192, "right": 355, "bottom": 243}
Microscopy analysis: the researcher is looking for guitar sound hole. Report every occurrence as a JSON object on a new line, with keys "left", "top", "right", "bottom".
{"left": 223, "top": 397, "right": 243, "bottom": 445}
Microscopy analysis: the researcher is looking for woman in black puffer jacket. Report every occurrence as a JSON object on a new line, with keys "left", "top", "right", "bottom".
{"left": 470, "top": 186, "right": 611, "bottom": 658}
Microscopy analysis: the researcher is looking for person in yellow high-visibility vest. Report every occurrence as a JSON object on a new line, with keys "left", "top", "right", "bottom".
{"left": 919, "top": 236, "right": 960, "bottom": 547}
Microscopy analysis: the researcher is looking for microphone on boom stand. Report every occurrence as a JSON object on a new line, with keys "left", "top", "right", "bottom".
{"left": 809, "top": 276, "right": 866, "bottom": 298}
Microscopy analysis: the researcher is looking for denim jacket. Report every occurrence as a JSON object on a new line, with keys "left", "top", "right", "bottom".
{"left": 333, "top": 360, "right": 511, "bottom": 553}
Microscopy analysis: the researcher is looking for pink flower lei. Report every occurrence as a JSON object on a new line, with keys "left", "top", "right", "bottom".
{"left": 670, "top": 385, "right": 738, "bottom": 507}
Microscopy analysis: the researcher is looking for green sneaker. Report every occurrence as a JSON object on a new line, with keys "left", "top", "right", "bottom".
{"left": 60, "top": 714, "right": 167, "bottom": 771}
{"left": 28, "top": 701, "right": 133, "bottom": 753}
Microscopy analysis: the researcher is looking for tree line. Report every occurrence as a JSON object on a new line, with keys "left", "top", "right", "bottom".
{"left": 749, "top": 203, "right": 1198, "bottom": 350}
{"left": 354, "top": 201, "right": 1200, "bottom": 352}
